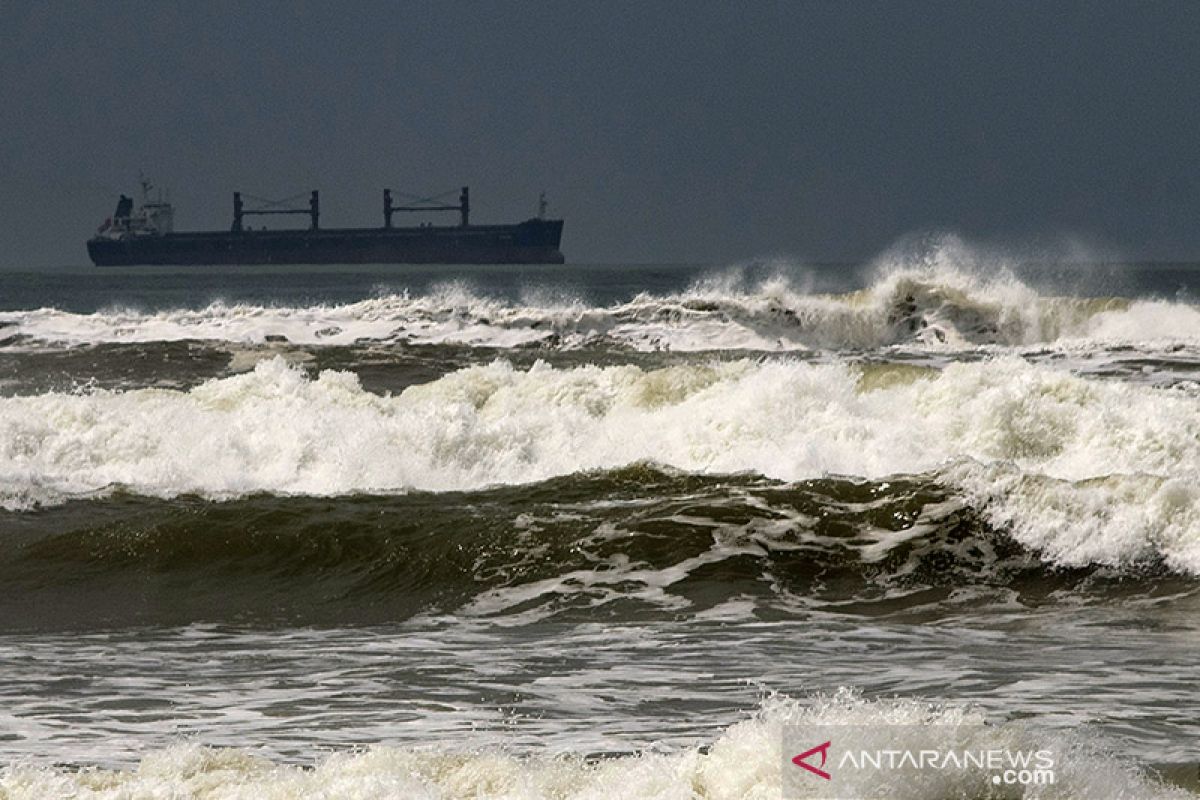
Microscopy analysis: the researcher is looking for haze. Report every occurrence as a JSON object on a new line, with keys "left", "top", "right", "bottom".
{"left": 2, "top": 1, "right": 1198, "bottom": 266}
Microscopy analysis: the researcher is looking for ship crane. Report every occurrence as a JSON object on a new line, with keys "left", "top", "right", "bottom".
{"left": 383, "top": 187, "right": 469, "bottom": 228}
{"left": 232, "top": 191, "right": 319, "bottom": 232}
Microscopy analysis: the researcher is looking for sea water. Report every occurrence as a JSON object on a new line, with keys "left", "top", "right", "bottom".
{"left": 0, "top": 238, "right": 1198, "bottom": 797}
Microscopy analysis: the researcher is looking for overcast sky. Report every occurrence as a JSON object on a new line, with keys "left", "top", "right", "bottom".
{"left": 2, "top": 1, "right": 1199, "bottom": 266}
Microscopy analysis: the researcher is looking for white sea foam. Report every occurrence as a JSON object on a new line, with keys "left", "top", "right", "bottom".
{"left": 4, "top": 260, "right": 1199, "bottom": 353}
{"left": 0, "top": 690, "right": 1184, "bottom": 799}
{"left": 1, "top": 355, "right": 1198, "bottom": 573}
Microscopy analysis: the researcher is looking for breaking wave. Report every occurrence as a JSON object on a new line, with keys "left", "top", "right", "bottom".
{"left": 4, "top": 262, "right": 1199, "bottom": 353}
{"left": 0, "top": 691, "right": 1187, "bottom": 799}
{"left": 2, "top": 356, "right": 1198, "bottom": 574}
{"left": 7, "top": 473, "right": 1193, "bottom": 630}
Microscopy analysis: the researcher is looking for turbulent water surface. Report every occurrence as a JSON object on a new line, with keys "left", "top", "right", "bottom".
{"left": 1, "top": 243, "right": 1199, "bottom": 798}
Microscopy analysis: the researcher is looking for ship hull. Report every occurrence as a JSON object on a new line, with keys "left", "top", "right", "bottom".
{"left": 88, "top": 220, "right": 565, "bottom": 266}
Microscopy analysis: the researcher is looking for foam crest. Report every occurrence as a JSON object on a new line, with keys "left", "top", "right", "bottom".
{"left": 0, "top": 691, "right": 1184, "bottom": 799}
{"left": 4, "top": 255, "right": 1198, "bottom": 353}
{"left": 2, "top": 356, "right": 1198, "bottom": 573}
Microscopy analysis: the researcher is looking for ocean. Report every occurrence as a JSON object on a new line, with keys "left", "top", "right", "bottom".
{"left": 1, "top": 238, "right": 1198, "bottom": 798}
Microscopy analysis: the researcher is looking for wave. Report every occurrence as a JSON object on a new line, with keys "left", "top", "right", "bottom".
{"left": 0, "top": 474, "right": 1083, "bottom": 628}
{"left": 7, "top": 474, "right": 1191, "bottom": 630}
{"left": 0, "top": 691, "right": 1188, "bottom": 798}
{"left": 4, "top": 260, "right": 1199, "bottom": 353}
{"left": 2, "top": 356, "right": 1198, "bottom": 576}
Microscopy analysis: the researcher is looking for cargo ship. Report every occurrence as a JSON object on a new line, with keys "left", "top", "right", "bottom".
{"left": 87, "top": 181, "right": 565, "bottom": 266}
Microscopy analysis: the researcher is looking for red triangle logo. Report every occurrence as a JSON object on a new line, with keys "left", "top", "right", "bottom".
{"left": 792, "top": 740, "right": 832, "bottom": 780}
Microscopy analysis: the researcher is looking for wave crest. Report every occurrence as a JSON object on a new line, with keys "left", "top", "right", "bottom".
{"left": 4, "top": 259, "right": 1199, "bottom": 352}
{"left": 2, "top": 356, "right": 1198, "bottom": 574}
{"left": 0, "top": 691, "right": 1186, "bottom": 799}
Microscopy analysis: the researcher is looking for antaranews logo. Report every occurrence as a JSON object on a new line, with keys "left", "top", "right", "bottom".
{"left": 782, "top": 725, "right": 1055, "bottom": 800}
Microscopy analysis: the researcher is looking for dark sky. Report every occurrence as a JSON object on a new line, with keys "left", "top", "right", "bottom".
{"left": 2, "top": 1, "right": 1199, "bottom": 266}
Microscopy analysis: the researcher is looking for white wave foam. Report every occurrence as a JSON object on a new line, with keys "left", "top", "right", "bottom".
{"left": 2, "top": 356, "right": 1198, "bottom": 573}
{"left": 4, "top": 257, "right": 1199, "bottom": 353}
{"left": 0, "top": 691, "right": 1184, "bottom": 799}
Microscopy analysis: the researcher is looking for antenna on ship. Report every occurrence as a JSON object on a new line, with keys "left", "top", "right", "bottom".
{"left": 138, "top": 173, "right": 153, "bottom": 205}
{"left": 538, "top": 192, "right": 548, "bottom": 219}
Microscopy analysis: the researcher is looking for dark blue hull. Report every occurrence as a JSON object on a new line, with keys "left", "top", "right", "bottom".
{"left": 88, "top": 219, "right": 565, "bottom": 266}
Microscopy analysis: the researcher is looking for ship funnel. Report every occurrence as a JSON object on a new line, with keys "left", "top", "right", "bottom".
{"left": 114, "top": 195, "right": 133, "bottom": 220}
